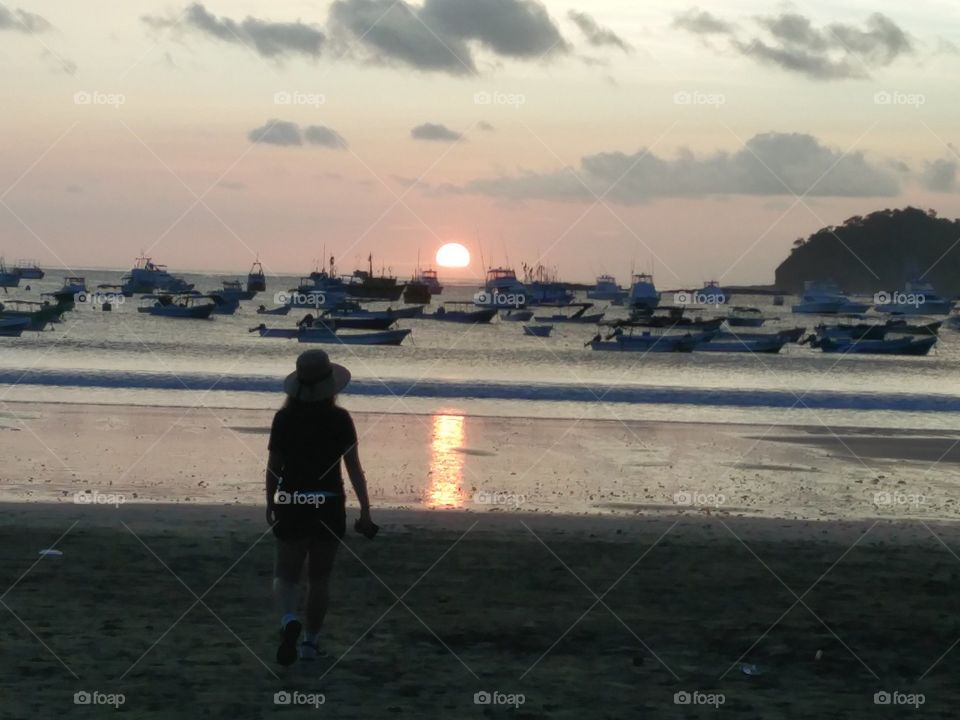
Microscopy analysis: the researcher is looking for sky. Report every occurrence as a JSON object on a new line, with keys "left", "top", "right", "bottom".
{"left": 0, "top": 0, "right": 959, "bottom": 286}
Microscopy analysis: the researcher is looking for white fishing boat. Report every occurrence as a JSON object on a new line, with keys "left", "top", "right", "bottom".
{"left": 474, "top": 267, "right": 527, "bottom": 308}
{"left": 627, "top": 273, "right": 660, "bottom": 312}
{"left": 587, "top": 275, "right": 627, "bottom": 303}
{"left": 0, "top": 258, "right": 21, "bottom": 288}
{"left": 122, "top": 256, "right": 194, "bottom": 294}
{"left": 791, "top": 281, "right": 868, "bottom": 314}
{"left": 137, "top": 294, "right": 215, "bottom": 318}
{"left": 725, "top": 307, "right": 766, "bottom": 327}
{"left": 874, "top": 280, "right": 954, "bottom": 316}
{"left": 13, "top": 259, "right": 44, "bottom": 279}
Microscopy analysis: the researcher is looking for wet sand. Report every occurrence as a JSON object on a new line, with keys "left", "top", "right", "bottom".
{"left": 2, "top": 402, "right": 960, "bottom": 717}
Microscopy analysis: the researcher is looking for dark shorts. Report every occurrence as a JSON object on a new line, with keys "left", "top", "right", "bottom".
{"left": 272, "top": 494, "right": 346, "bottom": 542}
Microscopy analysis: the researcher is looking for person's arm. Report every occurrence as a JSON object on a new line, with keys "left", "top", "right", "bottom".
{"left": 344, "top": 444, "right": 371, "bottom": 521}
{"left": 265, "top": 451, "right": 282, "bottom": 526}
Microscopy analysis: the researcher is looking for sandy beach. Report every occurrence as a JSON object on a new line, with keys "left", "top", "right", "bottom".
{"left": 1, "top": 402, "right": 960, "bottom": 717}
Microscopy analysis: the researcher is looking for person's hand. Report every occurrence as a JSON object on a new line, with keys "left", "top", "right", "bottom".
{"left": 265, "top": 503, "right": 277, "bottom": 526}
{"left": 355, "top": 508, "right": 378, "bottom": 539}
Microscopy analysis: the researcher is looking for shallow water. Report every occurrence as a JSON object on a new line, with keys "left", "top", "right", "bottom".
{"left": 1, "top": 269, "right": 958, "bottom": 430}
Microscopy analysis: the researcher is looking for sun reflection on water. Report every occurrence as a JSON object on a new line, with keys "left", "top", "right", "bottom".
{"left": 426, "top": 413, "right": 465, "bottom": 508}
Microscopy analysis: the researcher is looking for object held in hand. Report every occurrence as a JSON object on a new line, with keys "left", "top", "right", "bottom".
{"left": 354, "top": 518, "right": 379, "bottom": 539}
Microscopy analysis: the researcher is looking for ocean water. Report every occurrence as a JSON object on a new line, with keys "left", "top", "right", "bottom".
{"left": 1, "top": 269, "right": 958, "bottom": 430}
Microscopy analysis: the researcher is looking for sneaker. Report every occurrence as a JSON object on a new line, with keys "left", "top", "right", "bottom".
{"left": 276, "top": 619, "right": 302, "bottom": 666}
{"left": 298, "top": 640, "right": 326, "bottom": 661}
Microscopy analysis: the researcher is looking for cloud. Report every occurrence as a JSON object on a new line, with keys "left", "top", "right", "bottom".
{"left": 411, "top": 122, "right": 463, "bottom": 141}
{"left": 673, "top": 8, "right": 736, "bottom": 35}
{"left": 674, "top": 9, "right": 913, "bottom": 80}
{"left": 568, "top": 10, "right": 630, "bottom": 52}
{"left": 248, "top": 120, "right": 303, "bottom": 146}
{"left": 143, "top": 3, "right": 324, "bottom": 59}
{"left": 450, "top": 132, "right": 900, "bottom": 203}
{"left": 329, "top": 0, "right": 568, "bottom": 74}
{"left": 248, "top": 120, "right": 348, "bottom": 149}
{"left": 920, "top": 158, "right": 958, "bottom": 192}
{"left": 0, "top": 3, "right": 51, "bottom": 33}
{"left": 304, "top": 125, "right": 348, "bottom": 149}
{"left": 478, "top": 121, "right": 495, "bottom": 131}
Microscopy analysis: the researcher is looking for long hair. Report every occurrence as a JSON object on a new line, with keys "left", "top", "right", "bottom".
{"left": 282, "top": 394, "right": 336, "bottom": 411}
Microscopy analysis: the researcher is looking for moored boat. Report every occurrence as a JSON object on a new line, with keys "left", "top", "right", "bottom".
{"left": 500, "top": 309, "right": 533, "bottom": 322}
{"left": 426, "top": 302, "right": 497, "bottom": 323}
{"left": 587, "top": 274, "right": 627, "bottom": 303}
{"left": 257, "top": 304, "right": 291, "bottom": 316}
{"left": 533, "top": 302, "right": 604, "bottom": 324}
{"left": 0, "top": 258, "right": 21, "bottom": 289}
{"left": 627, "top": 273, "right": 659, "bottom": 312}
{"left": 792, "top": 280, "right": 868, "bottom": 314}
{"left": 247, "top": 260, "right": 266, "bottom": 293}
{"left": 694, "top": 334, "right": 786, "bottom": 353}
{"left": 298, "top": 325, "right": 411, "bottom": 346}
{"left": 13, "top": 260, "right": 44, "bottom": 279}
{"left": 474, "top": 267, "right": 527, "bottom": 308}
{"left": 122, "top": 256, "right": 194, "bottom": 295}
{"left": 137, "top": 294, "right": 215, "bottom": 318}
{"left": 522, "top": 324, "right": 553, "bottom": 337}
{"left": 725, "top": 307, "right": 766, "bottom": 327}
{"left": 874, "top": 280, "right": 953, "bottom": 316}
{"left": 0, "top": 316, "right": 31, "bottom": 336}
{"left": 814, "top": 335, "right": 937, "bottom": 355}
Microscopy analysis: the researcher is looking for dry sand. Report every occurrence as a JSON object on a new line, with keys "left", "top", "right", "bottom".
{"left": 2, "top": 402, "right": 960, "bottom": 718}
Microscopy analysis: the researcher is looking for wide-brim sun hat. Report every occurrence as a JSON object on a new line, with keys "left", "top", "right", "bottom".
{"left": 283, "top": 349, "right": 350, "bottom": 402}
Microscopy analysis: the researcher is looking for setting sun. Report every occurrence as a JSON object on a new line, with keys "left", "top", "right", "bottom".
{"left": 435, "top": 243, "right": 471, "bottom": 268}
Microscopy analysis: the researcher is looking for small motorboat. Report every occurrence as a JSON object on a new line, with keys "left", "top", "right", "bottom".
{"left": 726, "top": 307, "right": 767, "bottom": 327}
{"left": 815, "top": 323, "right": 887, "bottom": 341}
{"left": 533, "top": 302, "right": 604, "bottom": 324}
{"left": 137, "top": 294, "right": 215, "bottom": 319}
{"left": 694, "top": 334, "right": 787, "bottom": 353}
{"left": 0, "top": 316, "right": 31, "bottom": 336}
{"left": 298, "top": 326, "right": 411, "bottom": 346}
{"left": 500, "top": 309, "right": 533, "bottom": 322}
{"left": 814, "top": 335, "right": 937, "bottom": 356}
{"left": 425, "top": 302, "right": 497, "bottom": 324}
{"left": 588, "top": 328, "right": 712, "bottom": 352}
{"left": 0, "top": 299, "right": 67, "bottom": 330}
{"left": 884, "top": 319, "right": 942, "bottom": 336}
{"left": 257, "top": 304, "right": 291, "bottom": 315}
{"left": 523, "top": 324, "right": 553, "bottom": 338}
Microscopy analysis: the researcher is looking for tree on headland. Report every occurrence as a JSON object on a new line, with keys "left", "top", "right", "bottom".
{"left": 774, "top": 207, "right": 960, "bottom": 295}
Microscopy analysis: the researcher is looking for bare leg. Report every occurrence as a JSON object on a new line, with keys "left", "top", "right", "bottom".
{"left": 274, "top": 539, "right": 308, "bottom": 624}
{"left": 306, "top": 540, "right": 339, "bottom": 636}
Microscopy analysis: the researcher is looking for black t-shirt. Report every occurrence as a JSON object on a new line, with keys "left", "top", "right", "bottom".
{"left": 268, "top": 404, "right": 358, "bottom": 494}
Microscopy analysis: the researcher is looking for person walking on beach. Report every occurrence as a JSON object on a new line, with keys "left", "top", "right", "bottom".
{"left": 266, "top": 349, "right": 377, "bottom": 665}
